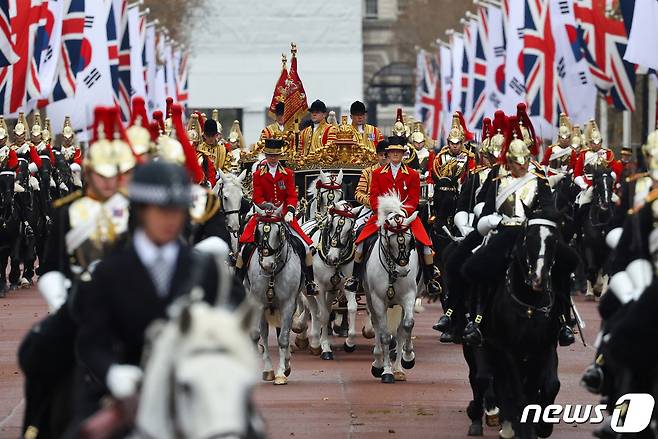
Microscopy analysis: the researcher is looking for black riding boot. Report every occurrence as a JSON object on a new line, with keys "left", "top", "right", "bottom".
{"left": 559, "top": 314, "right": 576, "bottom": 346}
{"left": 235, "top": 243, "right": 256, "bottom": 284}
{"left": 344, "top": 260, "right": 363, "bottom": 292}
{"left": 463, "top": 285, "right": 485, "bottom": 346}
{"left": 304, "top": 264, "right": 319, "bottom": 296}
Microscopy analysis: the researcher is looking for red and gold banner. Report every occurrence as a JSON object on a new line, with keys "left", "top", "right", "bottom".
{"left": 283, "top": 43, "right": 308, "bottom": 132}
{"left": 268, "top": 54, "right": 289, "bottom": 119}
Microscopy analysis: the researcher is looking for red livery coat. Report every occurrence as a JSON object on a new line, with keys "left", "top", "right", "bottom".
{"left": 573, "top": 148, "right": 622, "bottom": 186}
{"left": 356, "top": 163, "right": 432, "bottom": 246}
{"left": 240, "top": 161, "right": 313, "bottom": 245}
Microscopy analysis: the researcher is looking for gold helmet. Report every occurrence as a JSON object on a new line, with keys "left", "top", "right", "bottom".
{"left": 391, "top": 108, "right": 409, "bottom": 137}
{"left": 228, "top": 120, "right": 245, "bottom": 150}
{"left": 410, "top": 122, "right": 426, "bottom": 144}
{"left": 126, "top": 97, "right": 151, "bottom": 156}
{"left": 586, "top": 119, "right": 603, "bottom": 145}
{"left": 42, "top": 118, "right": 52, "bottom": 143}
{"left": 14, "top": 112, "right": 27, "bottom": 137}
{"left": 0, "top": 116, "right": 7, "bottom": 141}
{"left": 157, "top": 135, "right": 185, "bottom": 165}
{"left": 557, "top": 113, "right": 572, "bottom": 141}
{"left": 507, "top": 135, "right": 530, "bottom": 165}
{"left": 186, "top": 113, "right": 202, "bottom": 145}
{"left": 62, "top": 116, "right": 75, "bottom": 139}
{"left": 86, "top": 108, "right": 120, "bottom": 178}
{"left": 31, "top": 113, "right": 43, "bottom": 138}
{"left": 211, "top": 109, "right": 222, "bottom": 135}
{"left": 571, "top": 125, "right": 584, "bottom": 149}
{"left": 447, "top": 112, "right": 465, "bottom": 144}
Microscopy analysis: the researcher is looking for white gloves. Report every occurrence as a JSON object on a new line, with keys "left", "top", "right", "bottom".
{"left": 28, "top": 162, "right": 38, "bottom": 174}
{"left": 284, "top": 211, "right": 294, "bottom": 223}
{"left": 547, "top": 173, "right": 565, "bottom": 188}
{"left": 476, "top": 213, "right": 502, "bottom": 236}
{"left": 29, "top": 176, "right": 40, "bottom": 191}
{"left": 13, "top": 182, "right": 24, "bottom": 193}
{"left": 574, "top": 175, "right": 588, "bottom": 190}
{"left": 49, "top": 176, "right": 56, "bottom": 187}
{"left": 59, "top": 182, "right": 68, "bottom": 191}
{"left": 106, "top": 364, "right": 143, "bottom": 399}
{"left": 454, "top": 211, "right": 474, "bottom": 237}
{"left": 70, "top": 162, "right": 81, "bottom": 173}
{"left": 473, "top": 202, "right": 485, "bottom": 219}
{"left": 38, "top": 271, "right": 68, "bottom": 312}
{"left": 605, "top": 227, "right": 623, "bottom": 250}
{"left": 609, "top": 259, "right": 653, "bottom": 305}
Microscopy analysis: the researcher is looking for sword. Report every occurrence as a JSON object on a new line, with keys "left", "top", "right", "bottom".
{"left": 570, "top": 297, "right": 587, "bottom": 346}
{"left": 442, "top": 225, "right": 465, "bottom": 242}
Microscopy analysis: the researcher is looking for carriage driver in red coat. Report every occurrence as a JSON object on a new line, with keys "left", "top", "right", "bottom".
{"left": 236, "top": 138, "right": 319, "bottom": 296}
{"left": 344, "top": 136, "right": 441, "bottom": 297}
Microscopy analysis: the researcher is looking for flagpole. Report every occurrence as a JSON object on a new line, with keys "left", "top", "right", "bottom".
{"left": 623, "top": 110, "right": 631, "bottom": 147}
{"left": 649, "top": 78, "right": 657, "bottom": 133}
{"left": 599, "top": 96, "right": 608, "bottom": 143}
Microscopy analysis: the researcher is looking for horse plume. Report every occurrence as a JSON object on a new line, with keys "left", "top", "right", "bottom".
{"left": 377, "top": 191, "right": 406, "bottom": 227}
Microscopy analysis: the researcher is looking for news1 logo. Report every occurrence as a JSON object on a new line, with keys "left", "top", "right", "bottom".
{"left": 521, "top": 393, "right": 655, "bottom": 433}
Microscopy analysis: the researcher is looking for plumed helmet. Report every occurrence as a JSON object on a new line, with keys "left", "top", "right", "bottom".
{"left": 447, "top": 112, "right": 465, "bottom": 144}
{"left": 128, "top": 160, "right": 192, "bottom": 208}
{"left": 410, "top": 122, "right": 426, "bottom": 144}
{"left": 586, "top": 119, "right": 603, "bottom": 145}
{"left": 13, "top": 112, "right": 27, "bottom": 137}
{"left": 557, "top": 113, "right": 572, "bottom": 141}
{"left": 62, "top": 116, "right": 75, "bottom": 139}
{"left": 31, "top": 113, "right": 43, "bottom": 137}
{"left": 0, "top": 116, "right": 7, "bottom": 140}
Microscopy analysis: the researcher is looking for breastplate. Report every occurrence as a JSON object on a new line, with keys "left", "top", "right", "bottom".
{"left": 498, "top": 175, "right": 538, "bottom": 219}
{"left": 583, "top": 150, "right": 608, "bottom": 174}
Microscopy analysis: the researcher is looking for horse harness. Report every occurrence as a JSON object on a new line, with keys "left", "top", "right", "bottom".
{"left": 257, "top": 217, "right": 292, "bottom": 302}
{"left": 378, "top": 216, "right": 416, "bottom": 299}
{"left": 317, "top": 206, "right": 356, "bottom": 292}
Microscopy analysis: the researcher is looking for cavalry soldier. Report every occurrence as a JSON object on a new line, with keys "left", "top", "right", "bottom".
{"left": 541, "top": 113, "right": 576, "bottom": 182}
{"left": 427, "top": 113, "right": 476, "bottom": 188}
{"left": 57, "top": 116, "right": 83, "bottom": 188}
{"left": 75, "top": 160, "right": 238, "bottom": 423}
{"left": 460, "top": 120, "right": 578, "bottom": 347}
{"left": 300, "top": 99, "right": 337, "bottom": 156}
{"left": 196, "top": 119, "right": 219, "bottom": 188}
{"left": 408, "top": 122, "right": 431, "bottom": 172}
{"left": 349, "top": 100, "right": 383, "bottom": 153}
{"left": 236, "top": 138, "right": 319, "bottom": 296}
{"left": 355, "top": 140, "right": 389, "bottom": 209}
{"left": 573, "top": 119, "right": 622, "bottom": 198}
{"left": 18, "top": 106, "right": 132, "bottom": 438}
{"left": 345, "top": 136, "right": 441, "bottom": 297}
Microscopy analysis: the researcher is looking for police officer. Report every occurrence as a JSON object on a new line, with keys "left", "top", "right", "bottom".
{"left": 76, "top": 160, "right": 241, "bottom": 419}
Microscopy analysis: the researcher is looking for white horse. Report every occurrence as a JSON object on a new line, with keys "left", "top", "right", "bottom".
{"left": 303, "top": 201, "right": 360, "bottom": 359}
{"left": 213, "top": 169, "right": 248, "bottom": 254}
{"left": 135, "top": 300, "right": 264, "bottom": 439}
{"left": 246, "top": 204, "right": 303, "bottom": 385}
{"left": 363, "top": 193, "right": 420, "bottom": 383}
{"left": 306, "top": 169, "right": 344, "bottom": 221}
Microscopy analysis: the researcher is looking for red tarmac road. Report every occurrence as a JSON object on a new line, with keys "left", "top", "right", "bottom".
{"left": 0, "top": 289, "right": 600, "bottom": 439}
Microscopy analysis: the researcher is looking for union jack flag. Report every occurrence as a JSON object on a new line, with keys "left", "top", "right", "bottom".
{"left": 461, "top": 24, "right": 472, "bottom": 115}
{"left": 176, "top": 50, "right": 189, "bottom": 108}
{"left": 0, "top": 1, "right": 18, "bottom": 66}
{"left": 574, "top": 0, "right": 636, "bottom": 111}
{"left": 469, "top": 7, "right": 488, "bottom": 129}
{"left": 414, "top": 49, "right": 442, "bottom": 140}
{"left": 524, "top": 0, "right": 562, "bottom": 126}
{"left": 106, "top": 0, "right": 120, "bottom": 109}
{"left": 0, "top": 0, "right": 48, "bottom": 115}
{"left": 45, "top": 0, "right": 86, "bottom": 105}
{"left": 117, "top": 0, "right": 131, "bottom": 120}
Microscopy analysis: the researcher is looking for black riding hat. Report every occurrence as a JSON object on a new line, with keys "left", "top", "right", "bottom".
{"left": 309, "top": 100, "right": 327, "bottom": 113}
{"left": 203, "top": 119, "right": 218, "bottom": 137}
{"left": 350, "top": 100, "right": 366, "bottom": 115}
{"left": 128, "top": 161, "right": 192, "bottom": 208}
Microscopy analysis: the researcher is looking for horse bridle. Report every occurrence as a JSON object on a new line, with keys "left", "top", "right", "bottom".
{"left": 257, "top": 218, "right": 290, "bottom": 276}
{"left": 589, "top": 172, "right": 614, "bottom": 228}
{"left": 217, "top": 183, "right": 246, "bottom": 238}
{"left": 378, "top": 216, "right": 416, "bottom": 279}
{"left": 318, "top": 206, "right": 356, "bottom": 267}
{"left": 507, "top": 218, "right": 557, "bottom": 318}
{"left": 315, "top": 179, "right": 343, "bottom": 213}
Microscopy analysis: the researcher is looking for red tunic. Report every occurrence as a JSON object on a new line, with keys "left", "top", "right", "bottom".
{"left": 356, "top": 163, "right": 432, "bottom": 246}
{"left": 540, "top": 146, "right": 576, "bottom": 176}
{"left": 240, "top": 161, "right": 313, "bottom": 245}
{"left": 573, "top": 148, "right": 622, "bottom": 186}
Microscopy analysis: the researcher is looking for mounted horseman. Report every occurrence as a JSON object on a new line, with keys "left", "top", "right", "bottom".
{"left": 236, "top": 138, "right": 319, "bottom": 297}
{"left": 345, "top": 135, "right": 441, "bottom": 299}
{"left": 460, "top": 115, "right": 578, "bottom": 347}
{"left": 18, "top": 107, "right": 134, "bottom": 438}
{"left": 540, "top": 113, "right": 577, "bottom": 188}
{"left": 52, "top": 116, "right": 83, "bottom": 192}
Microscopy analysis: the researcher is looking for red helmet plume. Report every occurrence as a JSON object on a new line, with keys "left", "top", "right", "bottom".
{"left": 171, "top": 104, "right": 205, "bottom": 184}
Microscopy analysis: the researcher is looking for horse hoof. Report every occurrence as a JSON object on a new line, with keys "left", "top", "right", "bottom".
{"left": 393, "top": 371, "right": 406, "bottom": 381}
{"left": 343, "top": 342, "right": 356, "bottom": 353}
{"left": 467, "top": 422, "right": 483, "bottom": 436}
{"left": 309, "top": 345, "right": 322, "bottom": 356}
{"left": 262, "top": 370, "right": 275, "bottom": 381}
{"left": 284, "top": 367, "right": 291, "bottom": 377}
{"left": 536, "top": 422, "right": 554, "bottom": 438}
{"left": 362, "top": 326, "right": 375, "bottom": 339}
{"left": 321, "top": 351, "right": 334, "bottom": 360}
{"left": 294, "top": 336, "right": 309, "bottom": 350}
{"left": 401, "top": 357, "right": 415, "bottom": 370}
{"left": 381, "top": 373, "right": 395, "bottom": 384}
{"left": 485, "top": 408, "right": 500, "bottom": 427}
{"left": 371, "top": 366, "right": 384, "bottom": 378}
{"left": 273, "top": 375, "right": 288, "bottom": 385}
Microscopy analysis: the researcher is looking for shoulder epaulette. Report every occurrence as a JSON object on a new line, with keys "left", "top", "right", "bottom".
{"left": 52, "top": 190, "right": 82, "bottom": 209}
{"left": 625, "top": 172, "right": 649, "bottom": 183}
{"left": 471, "top": 164, "right": 490, "bottom": 174}
{"left": 438, "top": 146, "right": 450, "bottom": 155}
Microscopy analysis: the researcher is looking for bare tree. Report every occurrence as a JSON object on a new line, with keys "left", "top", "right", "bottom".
{"left": 143, "top": 0, "right": 208, "bottom": 48}
{"left": 393, "top": 0, "right": 472, "bottom": 62}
